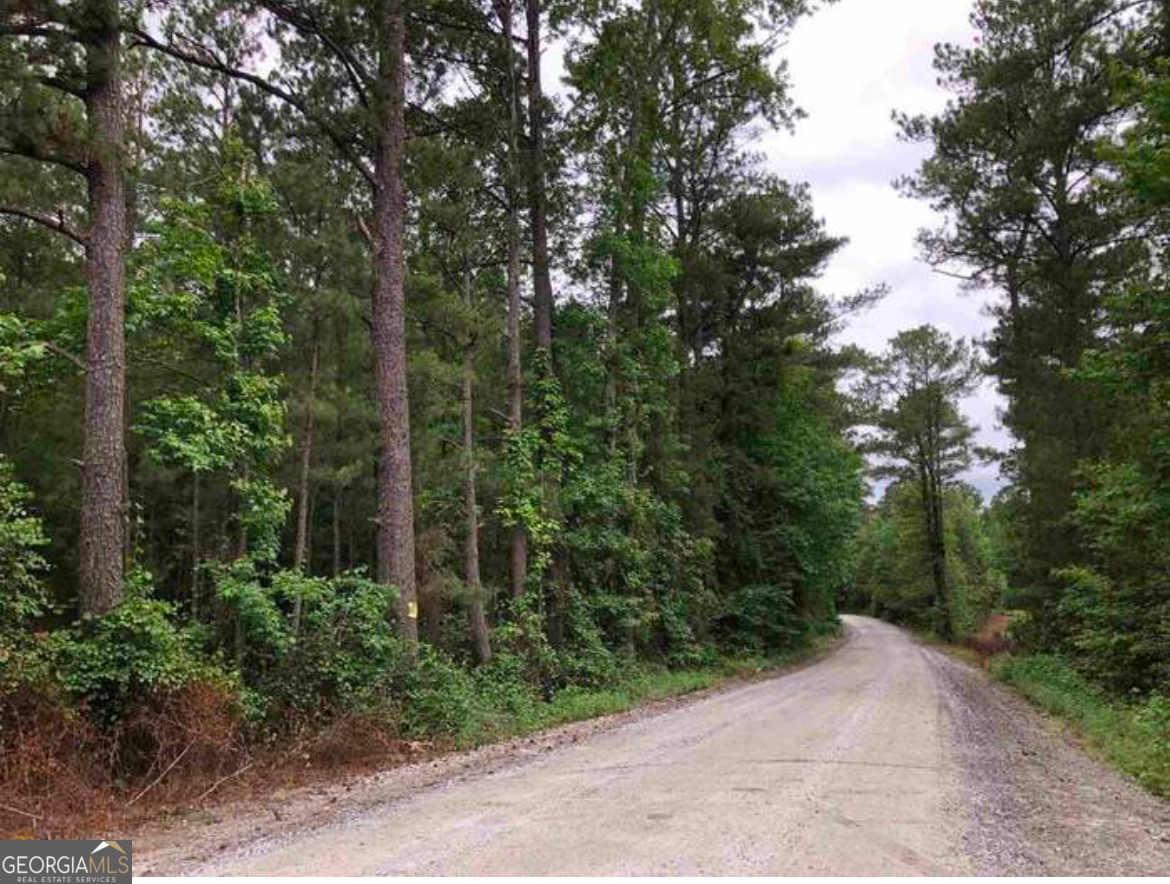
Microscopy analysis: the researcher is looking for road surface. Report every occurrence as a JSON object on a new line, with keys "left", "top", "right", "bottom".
{"left": 142, "top": 616, "right": 1170, "bottom": 876}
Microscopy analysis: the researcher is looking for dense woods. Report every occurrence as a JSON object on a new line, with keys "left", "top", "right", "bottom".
{"left": 0, "top": 0, "right": 1167, "bottom": 826}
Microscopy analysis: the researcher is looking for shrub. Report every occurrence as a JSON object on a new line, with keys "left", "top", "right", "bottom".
{"left": 0, "top": 457, "right": 52, "bottom": 691}
{"left": 280, "top": 573, "right": 411, "bottom": 720}
{"left": 48, "top": 594, "right": 233, "bottom": 727}
{"left": 556, "top": 592, "right": 620, "bottom": 688}
{"left": 715, "top": 584, "right": 805, "bottom": 653}
{"left": 399, "top": 646, "right": 481, "bottom": 741}
{"left": 491, "top": 594, "right": 560, "bottom": 691}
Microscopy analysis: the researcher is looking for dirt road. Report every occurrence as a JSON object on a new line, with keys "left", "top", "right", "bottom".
{"left": 140, "top": 616, "right": 1169, "bottom": 876}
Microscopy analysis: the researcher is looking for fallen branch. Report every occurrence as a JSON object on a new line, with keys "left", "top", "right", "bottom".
{"left": 194, "top": 761, "right": 255, "bottom": 806}
{"left": 128, "top": 742, "right": 192, "bottom": 806}
{"left": 0, "top": 802, "right": 40, "bottom": 821}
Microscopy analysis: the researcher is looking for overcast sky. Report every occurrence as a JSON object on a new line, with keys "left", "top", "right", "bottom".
{"left": 761, "top": 0, "right": 1008, "bottom": 498}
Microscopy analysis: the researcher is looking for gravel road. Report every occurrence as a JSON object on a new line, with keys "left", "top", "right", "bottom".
{"left": 138, "top": 615, "right": 1170, "bottom": 876}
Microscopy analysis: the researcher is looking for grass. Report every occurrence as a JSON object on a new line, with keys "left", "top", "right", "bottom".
{"left": 905, "top": 625, "right": 984, "bottom": 666}
{"left": 532, "top": 638, "right": 837, "bottom": 732}
{"left": 992, "top": 653, "right": 1170, "bottom": 799}
{"left": 447, "top": 628, "right": 844, "bottom": 750}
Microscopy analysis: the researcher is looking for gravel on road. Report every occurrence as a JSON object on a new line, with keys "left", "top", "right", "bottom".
{"left": 134, "top": 616, "right": 1170, "bottom": 876}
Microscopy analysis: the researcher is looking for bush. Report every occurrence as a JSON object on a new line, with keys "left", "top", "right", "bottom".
{"left": 399, "top": 646, "right": 481, "bottom": 741}
{"left": 0, "top": 459, "right": 51, "bottom": 632}
{"left": 270, "top": 573, "right": 410, "bottom": 721}
{"left": 715, "top": 584, "right": 805, "bottom": 653}
{"left": 47, "top": 595, "right": 233, "bottom": 727}
{"left": 556, "top": 592, "right": 621, "bottom": 688}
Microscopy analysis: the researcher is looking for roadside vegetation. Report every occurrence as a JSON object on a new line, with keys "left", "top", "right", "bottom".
{"left": 1, "top": 0, "right": 1167, "bottom": 838}
{"left": 0, "top": 0, "right": 864, "bottom": 837}
{"left": 851, "top": 2, "right": 1169, "bottom": 799}
{"left": 993, "top": 656, "right": 1170, "bottom": 799}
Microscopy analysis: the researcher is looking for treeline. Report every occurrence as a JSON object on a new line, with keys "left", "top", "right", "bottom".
{"left": 853, "top": 0, "right": 1169, "bottom": 700}
{"left": 0, "top": 0, "right": 867, "bottom": 819}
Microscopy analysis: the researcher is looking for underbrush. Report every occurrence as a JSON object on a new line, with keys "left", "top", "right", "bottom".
{"left": 992, "top": 654, "right": 1170, "bottom": 799}
{"left": 0, "top": 587, "right": 837, "bottom": 838}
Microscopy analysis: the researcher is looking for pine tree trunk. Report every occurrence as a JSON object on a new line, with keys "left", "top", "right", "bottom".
{"left": 372, "top": 2, "right": 417, "bottom": 642}
{"left": 461, "top": 274, "right": 492, "bottom": 663}
{"left": 332, "top": 485, "right": 342, "bottom": 578}
{"left": 190, "top": 471, "right": 200, "bottom": 617}
{"left": 499, "top": 0, "right": 528, "bottom": 599}
{"left": 930, "top": 470, "right": 950, "bottom": 638}
{"left": 525, "top": 0, "right": 553, "bottom": 355}
{"left": 919, "top": 459, "right": 950, "bottom": 639}
{"left": 526, "top": 0, "right": 570, "bottom": 645}
{"left": 605, "top": 235, "right": 622, "bottom": 456}
{"left": 292, "top": 339, "right": 320, "bottom": 634}
{"left": 79, "top": 0, "right": 128, "bottom": 617}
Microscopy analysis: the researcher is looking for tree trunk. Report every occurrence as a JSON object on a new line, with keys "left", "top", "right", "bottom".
{"left": 332, "top": 486, "right": 342, "bottom": 577}
{"left": 372, "top": 2, "right": 417, "bottom": 643}
{"left": 930, "top": 471, "right": 950, "bottom": 637}
{"left": 293, "top": 340, "right": 320, "bottom": 573}
{"left": 919, "top": 458, "right": 950, "bottom": 639}
{"left": 525, "top": 0, "right": 553, "bottom": 355}
{"left": 79, "top": 0, "right": 128, "bottom": 617}
{"left": 605, "top": 252, "right": 621, "bottom": 455}
{"left": 190, "top": 471, "right": 201, "bottom": 617}
{"left": 332, "top": 407, "right": 344, "bottom": 577}
{"left": 291, "top": 338, "right": 320, "bottom": 633}
{"left": 499, "top": 0, "right": 528, "bottom": 599}
{"left": 462, "top": 272, "right": 492, "bottom": 664}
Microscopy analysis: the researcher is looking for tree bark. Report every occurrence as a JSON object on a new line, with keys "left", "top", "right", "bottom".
{"left": 918, "top": 450, "right": 950, "bottom": 640}
{"left": 79, "top": 0, "right": 128, "bottom": 616}
{"left": 190, "top": 471, "right": 201, "bottom": 617}
{"left": 525, "top": 0, "right": 553, "bottom": 355}
{"left": 605, "top": 252, "right": 621, "bottom": 455}
{"left": 372, "top": 2, "right": 417, "bottom": 642}
{"left": 499, "top": 0, "right": 528, "bottom": 598}
{"left": 462, "top": 270, "right": 492, "bottom": 664}
{"left": 929, "top": 470, "right": 949, "bottom": 637}
{"left": 526, "top": 0, "right": 571, "bottom": 646}
{"left": 292, "top": 338, "right": 320, "bottom": 634}
{"left": 333, "top": 408, "right": 344, "bottom": 577}
{"left": 293, "top": 340, "right": 320, "bottom": 572}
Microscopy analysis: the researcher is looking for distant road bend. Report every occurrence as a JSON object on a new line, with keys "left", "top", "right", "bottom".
{"left": 146, "top": 616, "right": 1169, "bottom": 876}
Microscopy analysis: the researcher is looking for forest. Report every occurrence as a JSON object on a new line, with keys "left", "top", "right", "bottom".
{"left": 0, "top": 0, "right": 1167, "bottom": 827}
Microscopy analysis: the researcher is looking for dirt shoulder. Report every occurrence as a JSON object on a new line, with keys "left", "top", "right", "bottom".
{"left": 133, "top": 635, "right": 844, "bottom": 876}
{"left": 922, "top": 646, "right": 1170, "bottom": 875}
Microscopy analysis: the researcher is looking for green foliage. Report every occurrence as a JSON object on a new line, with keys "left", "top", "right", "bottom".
{"left": 716, "top": 584, "right": 804, "bottom": 653}
{"left": 0, "top": 457, "right": 51, "bottom": 631}
{"left": 233, "top": 478, "right": 292, "bottom": 564}
{"left": 491, "top": 594, "right": 562, "bottom": 690}
{"left": 133, "top": 149, "right": 292, "bottom": 577}
{"left": 283, "top": 574, "right": 407, "bottom": 717}
{"left": 852, "top": 482, "right": 1005, "bottom": 639}
{"left": 1052, "top": 459, "right": 1170, "bottom": 693}
{"left": 732, "top": 374, "right": 865, "bottom": 618}
{"left": 994, "top": 654, "right": 1170, "bottom": 798}
{"left": 1037, "top": 69, "right": 1170, "bottom": 697}
{"left": 46, "top": 595, "right": 233, "bottom": 725}
{"left": 497, "top": 427, "right": 559, "bottom": 578}
{"left": 208, "top": 566, "right": 410, "bottom": 724}
{"left": 399, "top": 646, "right": 494, "bottom": 741}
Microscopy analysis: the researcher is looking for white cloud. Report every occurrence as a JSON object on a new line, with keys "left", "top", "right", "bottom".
{"left": 762, "top": 0, "right": 1010, "bottom": 499}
